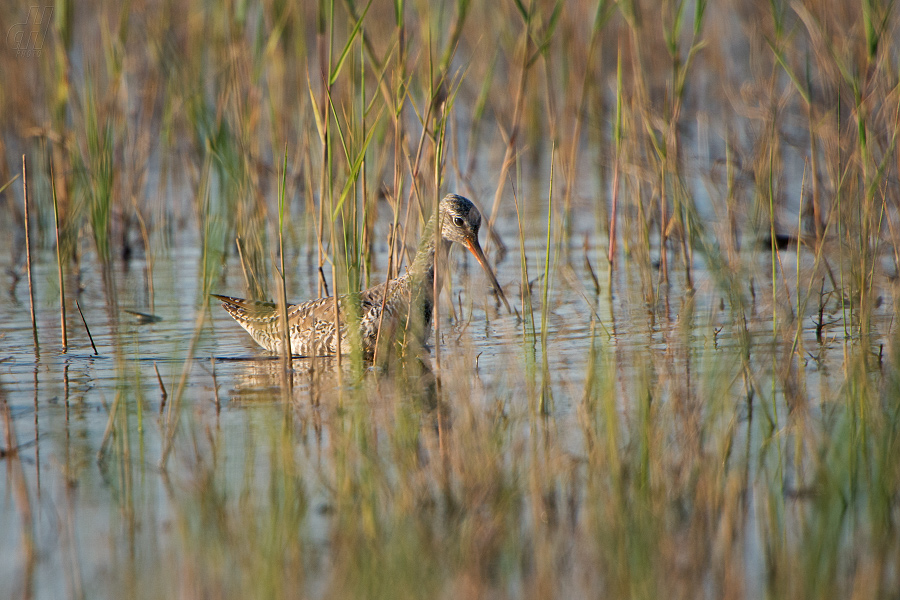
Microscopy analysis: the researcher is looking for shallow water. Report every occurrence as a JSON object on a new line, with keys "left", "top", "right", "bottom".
{"left": 0, "top": 190, "right": 895, "bottom": 599}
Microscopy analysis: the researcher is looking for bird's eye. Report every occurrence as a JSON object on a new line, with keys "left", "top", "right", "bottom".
{"left": 453, "top": 216, "right": 465, "bottom": 227}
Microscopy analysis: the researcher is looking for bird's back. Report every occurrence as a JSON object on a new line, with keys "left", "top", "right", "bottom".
{"left": 213, "top": 272, "right": 428, "bottom": 358}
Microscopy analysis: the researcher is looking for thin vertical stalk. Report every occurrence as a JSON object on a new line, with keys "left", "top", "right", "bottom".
{"left": 360, "top": 38, "right": 369, "bottom": 289}
{"left": 796, "top": 169, "right": 805, "bottom": 357}
{"left": 563, "top": 0, "right": 611, "bottom": 237}
{"left": 373, "top": 2, "right": 406, "bottom": 364}
{"left": 608, "top": 49, "right": 623, "bottom": 271}
{"left": 486, "top": 0, "right": 534, "bottom": 247}
{"left": 658, "top": 166, "right": 669, "bottom": 286}
{"left": 75, "top": 300, "right": 98, "bottom": 355}
{"left": 539, "top": 146, "right": 555, "bottom": 415}
{"left": 316, "top": 0, "right": 335, "bottom": 300}
{"left": 330, "top": 257, "right": 342, "bottom": 377}
{"left": 512, "top": 186, "right": 536, "bottom": 406}
{"left": 159, "top": 308, "right": 207, "bottom": 469}
{"left": 767, "top": 118, "right": 783, "bottom": 488}
{"left": 433, "top": 103, "right": 446, "bottom": 376}
{"left": 277, "top": 145, "right": 293, "bottom": 400}
{"left": 51, "top": 156, "right": 68, "bottom": 351}
{"left": 328, "top": 0, "right": 341, "bottom": 377}
{"left": 22, "top": 155, "right": 39, "bottom": 353}
{"left": 768, "top": 130, "right": 778, "bottom": 340}
{"left": 430, "top": 37, "right": 454, "bottom": 377}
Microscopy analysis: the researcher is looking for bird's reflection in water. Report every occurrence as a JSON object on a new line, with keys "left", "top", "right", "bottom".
{"left": 216, "top": 353, "right": 449, "bottom": 473}
{"left": 224, "top": 355, "right": 346, "bottom": 402}
{"left": 223, "top": 353, "right": 440, "bottom": 412}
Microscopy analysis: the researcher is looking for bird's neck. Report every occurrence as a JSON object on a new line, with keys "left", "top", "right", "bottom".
{"left": 408, "top": 213, "right": 451, "bottom": 295}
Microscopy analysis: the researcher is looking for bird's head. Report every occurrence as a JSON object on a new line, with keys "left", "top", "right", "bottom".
{"left": 436, "top": 193, "right": 510, "bottom": 313}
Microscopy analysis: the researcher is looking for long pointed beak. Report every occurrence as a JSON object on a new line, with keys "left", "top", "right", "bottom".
{"left": 466, "top": 237, "right": 512, "bottom": 313}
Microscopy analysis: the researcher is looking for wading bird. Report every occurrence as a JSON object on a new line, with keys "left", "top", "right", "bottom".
{"left": 213, "top": 194, "right": 510, "bottom": 358}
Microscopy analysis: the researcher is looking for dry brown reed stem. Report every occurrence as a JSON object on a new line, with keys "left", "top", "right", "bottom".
{"left": 315, "top": 17, "right": 334, "bottom": 388}
{"left": 658, "top": 165, "right": 669, "bottom": 286}
{"left": 74, "top": 300, "right": 98, "bottom": 355}
{"left": 400, "top": 112, "right": 435, "bottom": 267}
{"left": 432, "top": 191, "right": 442, "bottom": 377}
{"left": 316, "top": 18, "right": 330, "bottom": 302}
{"left": 371, "top": 129, "right": 417, "bottom": 365}
{"left": 432, "top": 99, "right": 449, "bottom": 377}
{"left": 349, "top": 12, "right": 393, "bottom": 112}
{"left": 234, "top": 236, "right": 253, "bottom": 297}
{"left": 371, "top": 207, "right": 401, "bottom": 366}
{"left": 22, "top": 155, "right": 38, "bottom": 353}
{"left": 608, "top": 44, "right": 624, "bottom": 272}
{"left": 51, "top": 157, "right": 68, "bottom": 351}
{"left": 486, "top": 19, "right": 531, "bottom": 249}
{"left": 371, "top": 276, "right": 392, "bottom": 365}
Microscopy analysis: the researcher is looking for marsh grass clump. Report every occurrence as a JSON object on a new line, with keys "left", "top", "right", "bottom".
{"left": 1, "top": 0, "right": 900, "bottom": 598}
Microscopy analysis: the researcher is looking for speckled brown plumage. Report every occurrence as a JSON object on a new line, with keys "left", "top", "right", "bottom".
{"left": 214, "top": 194, "right": 509, "bottom": 358}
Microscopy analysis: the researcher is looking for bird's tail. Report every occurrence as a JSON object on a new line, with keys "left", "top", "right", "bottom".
{"left": 211, "top": 294, "right": 278, "bottom": 324}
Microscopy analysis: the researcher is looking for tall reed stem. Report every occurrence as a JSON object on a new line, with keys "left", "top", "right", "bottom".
{"left": 51, "top": 156, "right": 68, "bottom": 351}
{"left": 539, "top": 147, "right": 555, "bottom": 415}
{"left": 22, "top": 156, "right": 38, "bottom": 353}
{"left": 277, "top": 146, "right": 293, "bottom": 400}
{"left": 608, "top": 49, "right": 623, "bottom": 272}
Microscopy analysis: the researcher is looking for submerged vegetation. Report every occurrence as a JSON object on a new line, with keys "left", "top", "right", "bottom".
{"left": 1, "top": 0, "right": 900, "bottom": 598}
